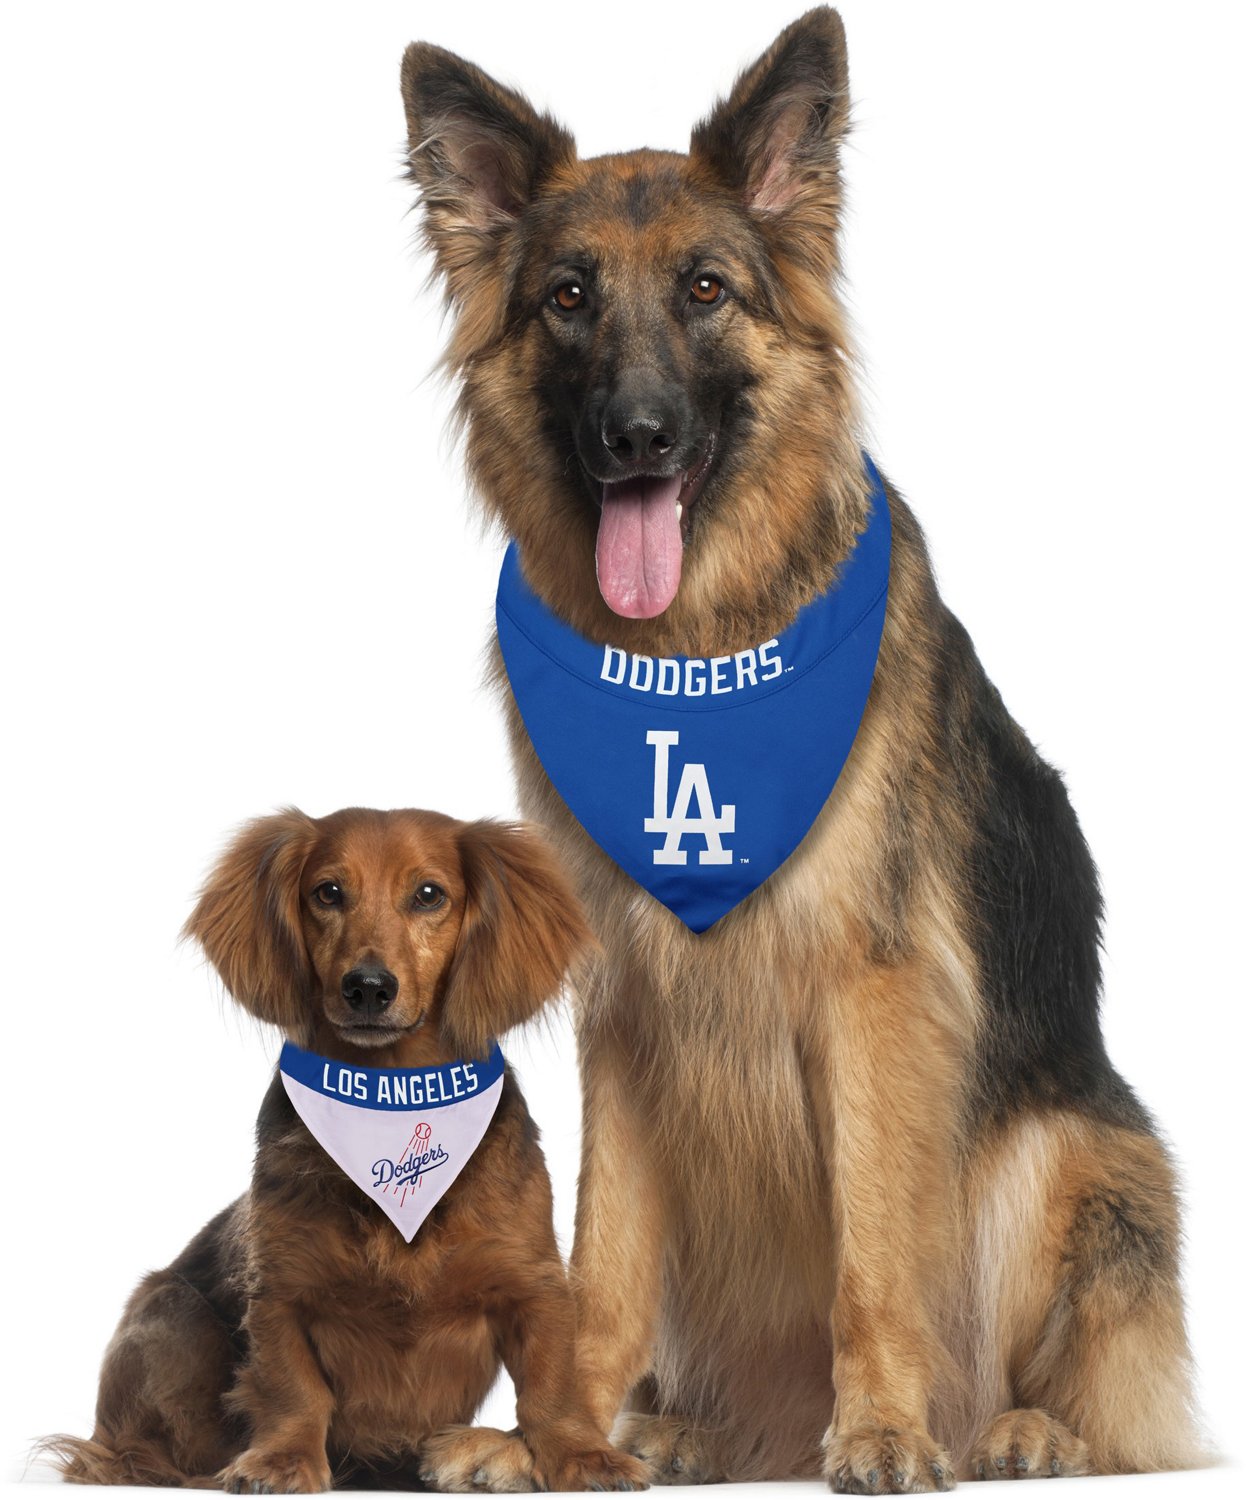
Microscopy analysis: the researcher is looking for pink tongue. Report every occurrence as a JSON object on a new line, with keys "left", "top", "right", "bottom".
{"left": 595, "top": 474, "right": 684, "bottom": 618}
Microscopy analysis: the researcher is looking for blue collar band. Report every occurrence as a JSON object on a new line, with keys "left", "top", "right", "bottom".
{"left": 278, "top": 1040, "right": 504, "bottom": 1111}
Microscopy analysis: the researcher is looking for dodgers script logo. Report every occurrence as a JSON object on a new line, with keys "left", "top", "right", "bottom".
{"left": 372, "top": 1119, "right": 449, "bottom": 1207}
{"left": 645, "top": 730, "right": 734, "bottom": 866}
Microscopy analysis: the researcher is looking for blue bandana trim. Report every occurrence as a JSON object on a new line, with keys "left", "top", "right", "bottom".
{"left": 278, "top": 1040, "right": 505, "bottom": 1111}
{"left": 496, "top": 453, "right": 891, "bottom": 933}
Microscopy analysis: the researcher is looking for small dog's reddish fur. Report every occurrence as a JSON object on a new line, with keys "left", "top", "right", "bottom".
{"left": 42, "top": 807, "right": 646, "bottom": 1494}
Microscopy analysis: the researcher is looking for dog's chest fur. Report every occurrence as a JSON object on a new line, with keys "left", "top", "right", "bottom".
{"left": 505, "top": 679, "right": 881, "bottom": 1276}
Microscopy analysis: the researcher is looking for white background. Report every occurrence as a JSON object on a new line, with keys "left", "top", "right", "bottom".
{"left": 2, "top": 2, "right": 1243, "bottom": 1497}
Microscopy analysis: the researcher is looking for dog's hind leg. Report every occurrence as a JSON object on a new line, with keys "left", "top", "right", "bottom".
{"left": 39, "top": 1267, "right": 242, "bottom": 1484}
{"left": 614, "top": 1414, "right": 726, "bottom": 1487}
{"left": 613, "top": 1380, "right": 727, "bottom": 1488}
{"left": 964, "top": 1114, "right": 1206, "bottom": 1479}
{"left": 614, "top": 1324, "right": 836, "bottom": 1486}
{"left": 416, "top": 1426, "right": 538, "bottom": 1493}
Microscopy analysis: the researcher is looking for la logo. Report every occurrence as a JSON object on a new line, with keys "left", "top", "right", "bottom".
{"left": 644, "top": 730, "right": 735, "bottom": 866}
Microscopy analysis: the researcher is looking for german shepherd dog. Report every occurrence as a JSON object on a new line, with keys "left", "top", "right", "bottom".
{"left": 400, "top": 8, "right": 1205, "bottom": 1490}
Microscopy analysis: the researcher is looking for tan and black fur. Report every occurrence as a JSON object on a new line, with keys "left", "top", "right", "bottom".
{"left": 400, "top": 8, "right": 1207, "bottom": 1491}
{"left": 42, "top": 808, "right": 646, "bottom": 1493}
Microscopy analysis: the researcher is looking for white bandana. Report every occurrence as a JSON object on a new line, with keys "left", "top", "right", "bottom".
{"left": 278, "top": 1041, "right": 505, "bottom": 1241}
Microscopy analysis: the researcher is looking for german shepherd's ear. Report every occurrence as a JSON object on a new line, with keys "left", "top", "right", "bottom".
{"left": 183, "top": 809, "right": 319, "bottom": 1029}
{"left": 691, "top": 7, "right": 849, "bottom": 254}
{"left": 400, "top": 44, "right": 575, "bottom": 299}
{"left": 440, "top": 820, "right": 595, "bottom": 1059}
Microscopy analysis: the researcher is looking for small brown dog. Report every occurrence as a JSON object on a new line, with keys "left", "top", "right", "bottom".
{"left": 44, "top": 807, "right": 646, "bottom": 1493}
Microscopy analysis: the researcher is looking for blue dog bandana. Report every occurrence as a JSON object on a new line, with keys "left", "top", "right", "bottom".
{"left": 496, "top": 454, "right": 891, "bottom": 932}
{"left": 279, "top": 1042, "right": 505, "bottom": 1240}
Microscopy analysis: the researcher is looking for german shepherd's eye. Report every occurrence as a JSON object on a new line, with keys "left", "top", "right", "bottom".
{"left": 551, "top": 281, "right": 586, "bottom": 312}
{"left": 412, "top": 882, "right": 446, "bottom": 911}
{"left": 690, "top": 274, "right": 725, "bottom": 306}
{"left": 312, "top": 881, "right": 343, "bottom": 909}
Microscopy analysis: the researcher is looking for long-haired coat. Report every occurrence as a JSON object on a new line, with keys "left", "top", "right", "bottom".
{"left": 43, "top": 808, "right": 646, "bottom": 1493}
{"left": 399, "top": 7, "right": 1206, "bottom": 1490}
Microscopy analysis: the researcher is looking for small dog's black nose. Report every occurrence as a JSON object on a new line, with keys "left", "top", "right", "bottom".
{"left": 341, "top": 965, "right": 398, "bottom": 1016}
{"left": 601, "top": 400, "right": 680, "bottom": 465}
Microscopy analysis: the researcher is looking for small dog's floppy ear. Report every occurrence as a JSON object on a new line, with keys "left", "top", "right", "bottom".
{"left": 183, "top": 808, "right": 319, "bottom": 1029}
{"left": 440, "top": 820, "right": 595, "bottom": 1059}
{"left": 400, "top": 43, "right": 575, "bottom": 342}
{"left": 690, "top": 7, "right": 850, "bottom": 264}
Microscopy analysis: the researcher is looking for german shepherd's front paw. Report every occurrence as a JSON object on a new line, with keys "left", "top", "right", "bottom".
{"left": 417, "top": 1426, "right": 538, "bottom": 1493}
{"left": 536, "top": 1442, "right": 648, "bottom": 1492}
{"left": 219, "top": 1447, "right": 332, "bottom": 1494}
{"left": 614, "top": 1413, "right": 722, "bottom": 1485}
{"left": 823, "top": 1425, "right": 953, "bottom": 1494}
{"left": 967, "top": 1410, "right": 1090, "bottom": 1480}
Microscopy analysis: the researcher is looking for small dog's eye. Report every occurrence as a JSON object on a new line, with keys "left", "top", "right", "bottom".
{"left": 690, "top": 274, "right": 725, "bottom": 305}
{"left": 551, "top": 281, "right": 586, "bottom": 312}
{"left": 412, "top": 882, "right": 446, "bottom": 910}
{"left": 313, "top": 881, "right": 343, "bottom": 909}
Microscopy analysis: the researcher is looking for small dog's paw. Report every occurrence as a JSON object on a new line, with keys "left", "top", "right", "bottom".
{"left": 967, "top": 1410, "right": 1090, "bottom": 1480}
{"left": 539, "top": 1443, "right": 648, "bottom": 1492}
{"left": 823, "top": 1426, "right": 953, "bottom": 1494}
{"left": 417, "top": 1426, "right": 538, "bottom": 1493}
{"left": 614, "top": 1413, "right": 720, "bottom": 1486}
{"left": 219, "top": 1448, "right": 331, "bottom": 1494}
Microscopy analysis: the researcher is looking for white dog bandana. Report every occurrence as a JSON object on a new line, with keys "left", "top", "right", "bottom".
{"left": 278, "top": 1041, "right": 505, "bottom": 1240}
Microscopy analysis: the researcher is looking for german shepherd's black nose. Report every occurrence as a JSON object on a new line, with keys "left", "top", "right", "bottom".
{"left": 341, "top": 965, "right": 398, "bottom": 1015}
{"left": 602, "top": 402, "right": 678, "bottom": 464}
{"left": 592, "top": 369, "right": 687, "bottom": 472}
